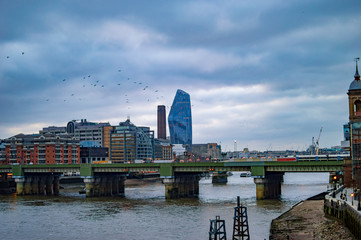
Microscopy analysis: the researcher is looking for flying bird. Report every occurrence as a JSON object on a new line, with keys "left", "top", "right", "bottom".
{"left": 118, "top": 69, "right": 121, "bottom": 72}
{"left": 88, "top": 75, "right": 91, "bottom": 78}
{"left": 117, "top": 83, "right": 121, "bottom": 86}
{"left": 22, "top": 52, "right": 24, "bottom": 55}
{"left": 62, "top": 79, "right": 66, "bottom": 82}
{"left": 101, "top": 85, "right": 104, "bottom": 87}
{"left": 6, "top": 56, "right": 9, "bottom": 59}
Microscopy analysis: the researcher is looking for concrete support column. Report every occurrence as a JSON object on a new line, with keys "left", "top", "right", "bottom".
{"left": 254, "top": 172, "right": 284, "bottom": 200}
{"left": 101, "top": 176, "right": 111, "bottom": 196}
{"left": 84, "top": 178, "right": 95, "bottom": 197}
{"left": 194, "top": 176, "right": 200, "bottom": 196}
{"left": 15, "top": 178, "right": 25, "bottom": 195}
{"left": 188, "top": 176, "right": 194, "bottom": 196}
{"left": 31, "top": 176, "right": 39, "bottom": 195}
{"left": 118, "top": 176, "right": 125, "bottom": 196}
{"left": 106, "top": 177, "right": 113, "bottom": 196}
{"left": 45, "top": 176, "right": 53, "bottom": 195}
{"left": 99, "top": 177, "right": 106, "bottom": 196}
{"left": 163, "top": 175, "right": 200, "bottom": 199}
{"left": 164, "top": 178, "right": 178, "bottom": 199}
{"left": 254, "top": 178, "right": 266, "bottom": 200}
{"left": 53, "top": 176, "right": 60, "bottom": 196}
{"left": 112, "top": 176, "right": 119, "bottom": 196}
{"left": 24, "top": 176, "right": 32, "bottom": 195}
{"left": 93, "top": 177, "right": 101, "bottom": 196}
{"left": 178, "top": 177, "right": 185, "bottom": 197}
{"left": 38, "top": 176, "right": 45, "bottom": 195}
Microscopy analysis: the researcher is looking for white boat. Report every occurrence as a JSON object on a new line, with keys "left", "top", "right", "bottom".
{"left": 240, "top": 172, "right": 251, "bottom": 177}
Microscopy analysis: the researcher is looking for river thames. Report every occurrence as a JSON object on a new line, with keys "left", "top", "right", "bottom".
{"left": 0, "top": 172, "right": 329, "bottom": 239}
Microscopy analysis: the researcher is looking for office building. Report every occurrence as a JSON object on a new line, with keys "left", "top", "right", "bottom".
{"left": 154, "top": 138, "right": 173, "bottom": 161}
{"left": 168, "top": 89, "right": 192, "bottom": 151}
{"left": 40, "top": 119, "right": 111, "bottom": 147}
{"left": 80, "top": 147, "right": 109, "bottom": 164}
{"left": 109, "top": 119, "right": 154, "bottom": 163}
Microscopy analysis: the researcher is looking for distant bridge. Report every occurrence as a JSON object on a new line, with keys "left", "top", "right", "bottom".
{"left": 0, "top": 158, "right": 345, "bottom": 199}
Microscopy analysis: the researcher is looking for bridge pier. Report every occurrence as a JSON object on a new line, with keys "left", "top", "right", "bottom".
{"left": 15, "top": 178, "right": 25, "bottom": 195}
{"left": 83, "top": 175, "right": 126, "bottom": 197}
{"left": 53, "top": 176, "right": 60, "bottom": 195}
{"left": 163, "top": 175, "right": 200, "bottom": 199}
{"left": 45, "top": 175, "right": 54, "bottom": 195}
{"left": 84, "top": 178, "right": 94, "bottom": 197}
{"left": 14, "top": 174, "right": 60, "bottom": 196}
{"left": 24, "top": 176, "right": 32, "bottom": 195}
{"left": 254, "top": 172, "right": 284, "bottom": 200}
{"left": 212, "top": 171, "right": 228, "bottom": 184}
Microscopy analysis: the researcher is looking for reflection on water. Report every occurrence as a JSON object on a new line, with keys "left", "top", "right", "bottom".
{"left": 0, "top": 172, "right": 329, "bottom": 240}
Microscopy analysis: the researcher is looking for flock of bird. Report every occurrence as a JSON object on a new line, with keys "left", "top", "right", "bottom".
{"left": 5, "top": 52, "right": 167, "bottom": 110}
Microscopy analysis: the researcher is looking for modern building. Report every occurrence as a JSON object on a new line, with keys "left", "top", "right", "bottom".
{"left": 102, "top": 125, "right": 115, "bottom": 157}
{"left": 109, "top": 119, "right": 154, "bottom": 163}
{"left": 346, "top": 58, "right": 361, "bottom": 189}
{"left": 80, "top": 147, "right": 109, "bottom": 164}
{"left": 154, "top": 138, "right": 173, "bottom": 161}
{"left": 40, "top": 119, "right": 111, "bottom": 147}
{"left": 0, "top": 133, "right": 80, "bottom": 165}
{"left": 168, "top": 89, "right": 192, "bottom": 151}
{"left": 157, "top": 105, "right": 167, "bottom": 139}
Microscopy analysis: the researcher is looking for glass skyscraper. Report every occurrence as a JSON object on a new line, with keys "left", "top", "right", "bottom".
{"left": 168, "top": 89, "right": 192, "bottom": 150}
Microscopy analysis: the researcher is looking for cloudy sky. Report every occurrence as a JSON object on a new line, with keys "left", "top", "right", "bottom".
{"left": 1, "top": 0, "right": 360, "bottom": 151}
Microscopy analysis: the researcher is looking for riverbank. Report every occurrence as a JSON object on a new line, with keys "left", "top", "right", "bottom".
{"left": 269, "top": 193, "right": 355, "bottom": 240}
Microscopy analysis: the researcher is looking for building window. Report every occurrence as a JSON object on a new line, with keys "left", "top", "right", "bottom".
{"left": 355, "top": 100, "right": 361, "bottom": 116}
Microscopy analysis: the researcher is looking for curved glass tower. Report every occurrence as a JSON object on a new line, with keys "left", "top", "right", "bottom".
{"left": 168, "top": 89, "right": 192, "bottom": 150}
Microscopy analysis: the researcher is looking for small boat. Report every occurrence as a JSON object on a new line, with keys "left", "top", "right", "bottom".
{"left": 240, "top": 172, "right": 251, "bottom": 177}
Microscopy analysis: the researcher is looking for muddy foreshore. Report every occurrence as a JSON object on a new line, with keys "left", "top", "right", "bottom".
{"left": 269, "top": 192, "right": 355, "bottom": 240}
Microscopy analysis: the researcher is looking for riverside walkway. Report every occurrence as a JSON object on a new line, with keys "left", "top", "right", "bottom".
{"left": 324, "top": 186, "right": 361, "bottom": 239}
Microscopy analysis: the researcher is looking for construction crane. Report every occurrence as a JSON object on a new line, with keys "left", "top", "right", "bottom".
{"left": 315, "top": 127, "right": 323, "bottom": 155}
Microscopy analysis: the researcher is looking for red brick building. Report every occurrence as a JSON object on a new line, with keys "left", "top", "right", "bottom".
{"left": 0, "top": 133, "right": 80, "bottom": 165}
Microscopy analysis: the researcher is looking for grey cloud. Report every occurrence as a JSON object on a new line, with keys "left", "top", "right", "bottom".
{"left": 0, "top": 0, "right": 360, "bottom": 150}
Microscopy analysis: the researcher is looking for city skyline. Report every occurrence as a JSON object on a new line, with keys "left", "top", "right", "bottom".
{"left": 1, "top": 1, "right": 361, "bottom": 151}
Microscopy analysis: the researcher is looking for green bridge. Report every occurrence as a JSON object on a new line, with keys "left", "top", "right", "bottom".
{"left": 0, "top": 160, "right": 343, "bottom": 199}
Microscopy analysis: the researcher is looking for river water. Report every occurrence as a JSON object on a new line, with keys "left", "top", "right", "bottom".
{"left": 0, "top": 172, "right": 329, "bottom": 240}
